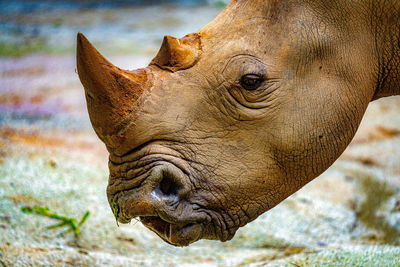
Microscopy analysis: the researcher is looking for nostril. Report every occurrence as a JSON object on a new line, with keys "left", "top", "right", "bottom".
{"left": 159, "top": 173, "right": 178, "bottom": 196}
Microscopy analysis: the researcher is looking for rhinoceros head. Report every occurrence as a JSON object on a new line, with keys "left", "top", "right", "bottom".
{"left": 77, "top": 0, "right": 377, "bottom": 246}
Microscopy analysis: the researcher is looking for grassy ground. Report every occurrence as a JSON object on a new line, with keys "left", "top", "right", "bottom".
{"left": 1, "top": 4, "right": 400, "bottom": 266}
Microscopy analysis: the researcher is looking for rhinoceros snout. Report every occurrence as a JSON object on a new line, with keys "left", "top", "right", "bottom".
{"left": 112, "top": 164, "right": 185, "bottom": 218}
{"left": 108, "top": 163, "right": 207, "bottom": 246}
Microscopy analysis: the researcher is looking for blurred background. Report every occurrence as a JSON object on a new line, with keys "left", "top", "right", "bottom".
{"left": 1, "top": 1, "right": 400, "bottom": 266}
{"left": 0, "top": 0, "right": 228, "bottom": 57}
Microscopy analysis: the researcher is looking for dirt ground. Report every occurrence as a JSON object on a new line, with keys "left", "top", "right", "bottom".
{"left": 1, "top": 3, "right": 400, "bottom": 267}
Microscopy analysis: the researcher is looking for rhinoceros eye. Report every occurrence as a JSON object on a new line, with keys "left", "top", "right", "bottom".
{"left": 240, "top": 74, "right": 264, "bottom": 91}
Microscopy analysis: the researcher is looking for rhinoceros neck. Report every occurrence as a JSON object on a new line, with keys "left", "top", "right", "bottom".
{"left": 369, "top": 0, "right": 400, "bottom": 100}
{"left": 304, "top": 0, "right": 399, "bottom": 100}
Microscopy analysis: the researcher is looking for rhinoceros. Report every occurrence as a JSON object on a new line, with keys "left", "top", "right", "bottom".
{"left": 76, "top": 0, "right": 400, "bottom": 246}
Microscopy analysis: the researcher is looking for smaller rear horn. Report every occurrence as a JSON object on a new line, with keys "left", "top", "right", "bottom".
{"left": 150, "top": 33, "right": 202, "bottom": 72}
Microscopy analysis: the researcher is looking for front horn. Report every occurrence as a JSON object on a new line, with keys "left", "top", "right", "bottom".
{"left": 76, "top": 33, "right": 153, "bottom": 144}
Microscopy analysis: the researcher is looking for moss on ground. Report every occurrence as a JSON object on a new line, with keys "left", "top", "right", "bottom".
{"left": 288, "top": 245, "right": 400, "bottom": 267}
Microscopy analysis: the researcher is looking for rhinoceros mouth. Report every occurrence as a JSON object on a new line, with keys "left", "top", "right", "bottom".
{"left": 140, "top": 216, "right": 203, "bottom": 246}
{"left": 107, "top": 141, "right": 239, "bottom": 245}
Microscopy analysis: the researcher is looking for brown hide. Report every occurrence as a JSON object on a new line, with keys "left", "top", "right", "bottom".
{"left": 77, "top": 0, "right": 400, "bottom": 246}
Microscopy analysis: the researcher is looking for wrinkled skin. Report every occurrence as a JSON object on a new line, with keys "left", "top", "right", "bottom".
{"left": 77, "top": 0, "right": 400, "bottom": 246}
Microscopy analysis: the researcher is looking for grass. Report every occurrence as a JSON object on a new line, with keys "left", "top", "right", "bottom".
{"left": 212, "top": 1, "right": 228, "bottom": 8}
{"left": 21, "top": 206, "right": 90, "bottom": 238}
{"left": 0, "top": 39, "right": 151, "bottom": 58}
{"left": 111, "top": 200, "right": 119, "bottom": 226}
{"left": 0, "top": 40, "right": 46, "bottom": 58}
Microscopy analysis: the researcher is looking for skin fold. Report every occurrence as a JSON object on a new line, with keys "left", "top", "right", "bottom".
{"left": 76, "top": 0, "right": 400, "bottom": 246}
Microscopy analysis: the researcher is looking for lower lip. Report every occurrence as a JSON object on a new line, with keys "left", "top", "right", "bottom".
{"left": 140, "top": 216, "right": 171, "bottom": 239}
{"left": 140, "top": 216, "right": 202, "bottom": 246}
